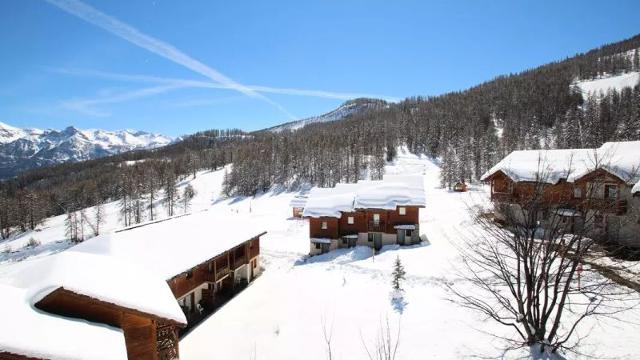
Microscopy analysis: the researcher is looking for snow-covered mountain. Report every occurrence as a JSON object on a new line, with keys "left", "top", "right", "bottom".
{"left": 0, "top": 122, "right": 171, "bottom": 179}
{"left": 267, "top": 98, "right": 388, "bottom": 132}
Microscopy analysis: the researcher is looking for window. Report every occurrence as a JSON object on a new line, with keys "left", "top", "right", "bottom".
{"left": 399, "top": 207, "right": 406, "bottom": 215}
{"left": 604, "top": 184, "right": 618, "bottom": 200}
{"left": 573, "top": 187, "right": 582, "bottom": 198}
{"left": 368, "top": 233, "right": 374, "bottom": 242}
{"left": 405, "top": 229, "right": 413, "bottom": 238}
{"left": 587, "top": 182, "right": 604, "bottom": 199}
{"left": 321, "top": 221, "right": 328, "bottom": 230}
{"left": 315, "top": 243, "right": 321, "bottom": 249}
{"left": 347, "top": 216, "right": 354, "bottom": 225}
{"left": 373, "top": 214, "right": 380, "bottom": 223}
{"left": 342, "top": 237, "right": 348, "bottom": 245}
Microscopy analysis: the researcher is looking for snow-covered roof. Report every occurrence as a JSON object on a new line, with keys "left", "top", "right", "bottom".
{"left": 0, "top": 283, "right": 127, "bottom": 360}
{"left": 310, "top": 238, "right": 332, "bottom": 244}
{"left": 481, "top": 141, "right": 640, "bottom": 186}
{"left": 303, "top": 175, "right": 425, "bottom": 218}
{"left": 73, "top": 211, "right": 266, "bottom": 281}
{"left": 289, "top": 195, "right": 308, "bottom": 208}
{"left": 6, "top": 251, "right": 186, "bottom": 325}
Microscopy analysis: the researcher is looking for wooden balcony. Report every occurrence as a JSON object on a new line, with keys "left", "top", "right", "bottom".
{"left": 491, "top": 192, "right": 515, "bottom": 202}
{"left": 580, "top": 199, "right": 628, "bottom": 215}
{"left": 233, "top": 257, "right": 246, "bottom": 269}
{"left": 210, "top": 266, "right": 229, "bottom": 281}
{"left": 368, "top": 220, "right": 386, "bottom": 232}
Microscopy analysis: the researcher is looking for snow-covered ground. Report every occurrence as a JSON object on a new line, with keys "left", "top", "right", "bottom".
{"left": 574, "top": 71, "right": 640, "bottom": 97}
{"left": 1, "top": 149, "right": 639, "bottom": 359}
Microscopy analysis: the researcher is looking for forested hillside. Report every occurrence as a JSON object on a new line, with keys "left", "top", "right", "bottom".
{"left": 226, "top": 34, "right": 640, "bottom": 192}
{"left": 1, "top": 34, "right": 640, "bottom": 238}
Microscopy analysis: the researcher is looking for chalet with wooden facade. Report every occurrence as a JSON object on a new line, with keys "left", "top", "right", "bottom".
{"left": 0, "top": 212, "right": 265, "bottom": 360}
{"left": 303, "top": 175, "right": 425, "bottom": 255}
{"left": 481, "top": 141, "right": 640, "bottom": 247}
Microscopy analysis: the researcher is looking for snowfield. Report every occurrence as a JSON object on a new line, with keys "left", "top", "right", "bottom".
{"left": 574, "top": 71, "right": 640, "bottom": 97}
{"left": 1, "top": 150, "right": 640, "bottom": 359}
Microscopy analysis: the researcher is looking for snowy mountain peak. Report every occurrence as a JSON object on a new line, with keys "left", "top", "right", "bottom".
{"left": 0, "top": 122, "right": 172, "bottom": 179}
{"left": 267, "top": 98, "right": 388, "bottom": 133}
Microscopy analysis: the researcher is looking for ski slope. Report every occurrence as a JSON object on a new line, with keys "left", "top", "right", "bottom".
{"left": 574, "top": 71, "right": 640, "bottom": 97}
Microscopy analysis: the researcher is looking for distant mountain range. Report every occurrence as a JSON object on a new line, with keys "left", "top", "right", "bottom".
{"left": 0, "top": 122, "right": 171, "bottom": 179}
{"left": 266, "top": 98, "right": 388, "bottom": 132}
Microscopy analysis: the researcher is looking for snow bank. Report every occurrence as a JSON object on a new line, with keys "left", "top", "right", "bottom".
{"left": 7, "top": 251, "right": 186, "bottom": 324}
{"left": 481, "top": 141, "right": 640, "bottom": 185}
{"left": 574, "top": 71, "right": 640, "bottom": 96}
{"left": 303, "top": 175, "right": 425, "bottom": 218}
{"left": 0, "top": 282, "right": 127, "bottom": 360}
{"left": 73, "top": 211, "right": 266, "bottom": 281}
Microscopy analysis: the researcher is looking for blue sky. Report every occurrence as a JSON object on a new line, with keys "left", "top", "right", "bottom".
{"left": 0, "top": 0, "right": 639, "bottom": 137}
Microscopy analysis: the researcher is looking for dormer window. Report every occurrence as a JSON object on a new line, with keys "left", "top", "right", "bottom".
{"left": 398, "top": 207, "right": 406, "bottom": 215}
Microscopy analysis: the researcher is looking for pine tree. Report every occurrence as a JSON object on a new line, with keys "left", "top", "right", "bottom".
{"left": 164, "top": 172, "right": 180, "bottom": 217}
{"left": 93, "top": 202, "right": 105, "bottom": 236}
{"left": 182, "top": 184, "right": 196, "bottom": 214}
{"left": 391, "top": 256, "right": 406, "bottom": 293}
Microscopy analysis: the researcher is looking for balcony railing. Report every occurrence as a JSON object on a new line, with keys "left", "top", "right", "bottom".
{"left": 368, "top": 220, "right": 386, "bottom": 232}
{"left": 213, "top": 266, "right": 229, "bottom": 281}
{"left": 580, "top": 198, "right": 628, "bottom": 215}
{"left": 233, "top": 257, "right": 246, "bottom": 269}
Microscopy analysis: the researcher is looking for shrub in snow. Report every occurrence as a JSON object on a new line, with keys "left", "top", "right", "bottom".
{"left": 24, "top": 237, "right": 41, "bottom": 248}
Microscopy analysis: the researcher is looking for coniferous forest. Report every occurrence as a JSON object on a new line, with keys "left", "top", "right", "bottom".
{"left": 1, "top": 34, "right": 640, "bottom": 238}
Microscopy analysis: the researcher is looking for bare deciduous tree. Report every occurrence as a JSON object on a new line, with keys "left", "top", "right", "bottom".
{"left": 320, "top": 315, "right": 334, "bottom": 360}
{"left": 361, "top": 317, "right": 400, "bottom": 360}
{"left": 450, "top": 165, "right": 638, "bottom": 357}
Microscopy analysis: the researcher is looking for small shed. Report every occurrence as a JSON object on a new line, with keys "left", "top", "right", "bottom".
{"left": 453, "top": 181, "right": 468, "bottom": 192}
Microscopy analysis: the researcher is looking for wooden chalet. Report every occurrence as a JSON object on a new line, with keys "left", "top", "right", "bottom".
{"left": 482, "top": 141, "right": 640, "bottom": 247}
{"left": 0, "top": 213, "right": 265, "bottom": 360}
{"left": 303, "top": 175, "right": 425, "bottom": 255}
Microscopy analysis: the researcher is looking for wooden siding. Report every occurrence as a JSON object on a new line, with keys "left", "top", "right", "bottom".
{"left": 309, "top": 217, "right": 340, "bottom": 238}
{"left": 35, "top": 288, "right": 173, "bottom": 360}
{"left": 309, "top": 206, "right": 420, "bottom": 239}
{"left": 0, "top": 352, "right": 40, "bottom": 360}
{"left": 167, "top": 236, "right": 262, "bottom": 299}
{"left": 488, "top": 168, "right": 629, "bottom": 215}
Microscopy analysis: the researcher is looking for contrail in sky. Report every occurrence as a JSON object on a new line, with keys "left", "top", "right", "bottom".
{"left": 44, "top": 0, "right": 297, "bottom": 119}
{"left": 52, "top": 68, "right": 402, "bottom": 102}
